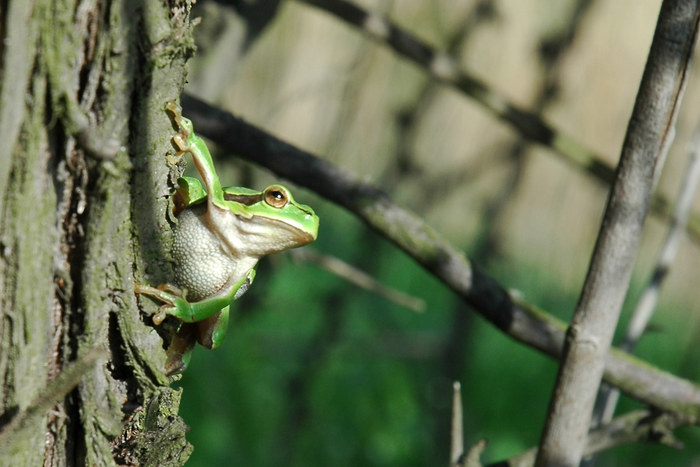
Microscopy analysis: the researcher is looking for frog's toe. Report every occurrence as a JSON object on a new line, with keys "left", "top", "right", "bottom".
{"left": 157, "top": 283, "right": 185, "bottom": 297}
{"left": 153, "top": 306, "right": 171, "bottom": 325}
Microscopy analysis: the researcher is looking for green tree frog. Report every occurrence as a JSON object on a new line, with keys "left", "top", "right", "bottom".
{"left": 136, "top": 103, "right": 319, "bottom": 374}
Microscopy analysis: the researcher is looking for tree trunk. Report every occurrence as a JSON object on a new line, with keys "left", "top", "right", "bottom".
{"left": 0, "top": 1, "right": 195, "bottom": 464}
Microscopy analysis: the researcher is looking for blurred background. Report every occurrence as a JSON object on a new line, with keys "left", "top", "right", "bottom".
{"left": 175, "top": 0, "right": 700, "bottom": 464}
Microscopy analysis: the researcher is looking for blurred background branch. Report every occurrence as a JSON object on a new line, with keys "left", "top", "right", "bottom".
{"left": 296, "top": 0, "right": 700, "bottom": 246}
{"left": 298, "top": 0, "right": 612, "bottom": 179}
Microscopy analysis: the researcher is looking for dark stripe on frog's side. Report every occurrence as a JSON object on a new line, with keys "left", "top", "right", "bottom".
{"left": 174, "top": 191, "right": 263, "bottom": 216}
{"left": 224, "top": 192, "right": 263, "bottom": 206}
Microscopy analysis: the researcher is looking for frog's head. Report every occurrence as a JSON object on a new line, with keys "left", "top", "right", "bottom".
{"left": 223, "top": 185, "right": 319, "bottom": 255}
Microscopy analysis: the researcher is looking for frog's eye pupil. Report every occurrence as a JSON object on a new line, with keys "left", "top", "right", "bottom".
{"left": 265, "top": 186, "right": 288, "bottom": 208}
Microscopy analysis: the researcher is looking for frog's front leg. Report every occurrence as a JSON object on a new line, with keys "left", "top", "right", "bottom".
{"left": 165, "top": 102, "right": 227, "bottom": 208}
{"left": 135, "top": 272, "right": 251, "bottom": 325}
{"left": 135, "top": 277, "right": 238, "bottom": 326}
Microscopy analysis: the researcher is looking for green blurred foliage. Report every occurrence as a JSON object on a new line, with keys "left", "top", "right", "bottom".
{"left": 178, "top": 205, "right": 699, "bottom": 465}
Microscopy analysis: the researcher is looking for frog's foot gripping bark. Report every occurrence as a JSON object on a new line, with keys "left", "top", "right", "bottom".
{"left": 134, "top": 283, "right": 187, "bottom": 325}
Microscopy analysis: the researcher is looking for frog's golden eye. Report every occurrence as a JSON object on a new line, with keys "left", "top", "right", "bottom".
{"left": 264, "top": 186, "right": 289, "bottom": 208}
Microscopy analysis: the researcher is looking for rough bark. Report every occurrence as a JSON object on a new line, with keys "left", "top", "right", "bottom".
{"left": 0, "top": 1, "right": 195, "bottom": 464}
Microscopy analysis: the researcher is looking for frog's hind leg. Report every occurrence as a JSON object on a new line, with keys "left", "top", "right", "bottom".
{"left": 165, "top": 323, "right": 197, "bottom": 375}
{"left": 195, "top": 306, "right": 230, "bottom": 350}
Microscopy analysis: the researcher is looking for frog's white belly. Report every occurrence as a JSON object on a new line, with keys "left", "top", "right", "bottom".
{"left": 172, "top": 207, "right": 254, "bottom": 302}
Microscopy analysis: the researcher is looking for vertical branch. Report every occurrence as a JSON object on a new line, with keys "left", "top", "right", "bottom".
{"left": 535, "top": 1, "right": 700, "bottom": 465}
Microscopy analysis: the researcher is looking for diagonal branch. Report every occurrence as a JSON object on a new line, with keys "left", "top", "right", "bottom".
{"left": 535, "top": 2, "right": 700, "bottom": 465}
{"left": 180, "top": 94, "right": 700, "bottom": 421}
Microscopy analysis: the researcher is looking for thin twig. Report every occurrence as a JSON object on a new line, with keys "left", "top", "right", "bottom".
{"left": 593, "top": 123, "right": 700, "bottom": 428}
{"left": 450, "top": 381, "right": 464, "bottom": 466}
{"left": 0, "top": 349, "right": 107, "bottom": 453}
{"left": 181, "top": 94, "right": 700, "bottom": 421}
{"left": 622, "top": 135, "right": 700, "bottom": 353}
{"left": 291, "top": 249, "right": 426, "bottom": 312}
{"left": 294, "top": 0, "right": 700, "bottom": 246}
{"left": 536, "top": 2, "right": 700, "bottom": 465}
{"left": 464, "top": 440, "right": 486, "bottom": 467}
